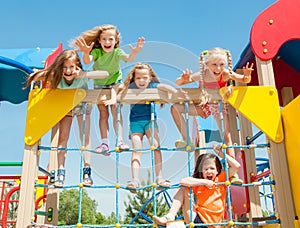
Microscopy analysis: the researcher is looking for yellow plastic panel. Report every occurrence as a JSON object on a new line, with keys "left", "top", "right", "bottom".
{"left": 24, "top": 88, "right": 86, "bottom": 145}
{"left": 220, "top": 86, "right": 283, "bottom": 143}
{"left": 282, "top": 94, "right": 300, "bottom": 218}
{"left": 36, "top": 178, "right": 46, "bottom": 208}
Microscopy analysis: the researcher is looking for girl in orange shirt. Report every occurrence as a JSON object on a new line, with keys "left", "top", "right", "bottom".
{"left": 153, "top": 144, "right": 241, "bottom": 228}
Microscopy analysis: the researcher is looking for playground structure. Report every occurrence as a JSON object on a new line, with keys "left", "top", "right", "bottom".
{"left": 1, "top": 0, "right": 300, "bottom": 227}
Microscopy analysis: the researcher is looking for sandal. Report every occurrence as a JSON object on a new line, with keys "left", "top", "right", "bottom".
{"left": 117, "top": 140, "right": 130, "bottom": 151}
{"left": 54, "top": 169, "right": 65, "bottom": 188}
{"left": 156, "top": 177, "right": 171, "bottom": 189}
{"left": 230, "top": 173, "right": 243, "bottom": 185}
{"left": 95, "top": 143, "right": 110, "bottom": 156}
{"left": 152, "top": 214, "right": 175, "bottom": 226}
{"left": 175, "top": 139, "right": 194, "bottom": 149}
{"left": 83, "top": 167, "right": 93, "bottom": 186}
{"left": 126, "top": 179, "right": 140, "bottom": 194}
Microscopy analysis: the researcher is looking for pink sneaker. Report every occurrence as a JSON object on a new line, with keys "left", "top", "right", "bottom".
{"left": 117, "top": 140, "right": 130, "bottom": 151}
{"left": 95, "top": 143, "right": 110, "bottom": 156}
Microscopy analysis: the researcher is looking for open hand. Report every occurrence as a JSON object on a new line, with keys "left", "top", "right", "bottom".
{"left": 181, "top": 69, "right": 192, "bottom": 81}
{"left": 242, "top": 62, "right": 254, "bottom": 78}
{"left": 129, "top": 37, "right": 145, "bottom": 53}
{"left": 74, "top": 37, "right": 94, "bottom": 53}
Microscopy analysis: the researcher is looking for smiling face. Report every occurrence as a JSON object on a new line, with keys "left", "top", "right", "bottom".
{"left": 134, "top": 68, "right": 151, "bottom": 89}
{"left": 62, "top": 58, "right": 77, "bottom": 84}
{"left": 200, "top": 158, "right": 219, "bottom": 181}
{"left": 206, "top": 57, "right": 226, "bottom": 79}
{"left": 99, "top": 29, "right": 117, "bottom": 53}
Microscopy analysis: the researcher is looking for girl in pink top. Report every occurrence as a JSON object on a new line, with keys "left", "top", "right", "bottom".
{"left": 171, "top": 47, "right": 253, "bottom": 184}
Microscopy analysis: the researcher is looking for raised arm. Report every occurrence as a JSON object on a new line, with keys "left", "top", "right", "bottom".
{"left": 175, "top": 70, "right": 201, "bottom": 86}
{"left": 24, "top": 70, "right": 46, "bottom": 88}
{"left": 74, "top": 37, "right": 94, "bottom": 65}
{"left": 213, "top": 144, "right": 241, "bottom": 178}
{"left": 75, "top": 67, "right": 109, "bottom": 79}
{"left": 180, "top": 176, "right": 215, "bottom": 188}
{"left": 230, "top": 62, "right": 254, "bottom": 84}
{"left": 123, "top": 37, "right": 145, "bottom": 62}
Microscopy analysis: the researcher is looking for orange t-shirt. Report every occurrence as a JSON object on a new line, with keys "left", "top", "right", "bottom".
{"left": 192, "top": 172, "right": 226, "bottom": 227}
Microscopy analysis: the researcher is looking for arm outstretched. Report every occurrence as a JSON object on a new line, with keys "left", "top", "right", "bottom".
{"left": 123, "top": 37, "right": 145, "bottom": 62}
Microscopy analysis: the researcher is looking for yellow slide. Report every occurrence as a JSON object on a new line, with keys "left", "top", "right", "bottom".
{"left": 24, "top": 88, "right": 86, "bottom": 145}
{"left": 282, "top": 94, "right": 300, "bottom": 219}
{"left": 222, "top": 86, "right": 284, "bottom": 143}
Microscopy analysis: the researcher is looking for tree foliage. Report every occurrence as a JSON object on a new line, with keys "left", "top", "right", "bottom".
{"left": 58, "top": 189, "right": 98, "bottom": 225}
{"left": 123, "top": 171, "right": 170, "bottom": 225}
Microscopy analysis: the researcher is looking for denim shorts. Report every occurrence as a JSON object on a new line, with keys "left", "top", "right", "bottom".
{"left": 66, "top": 103, "right": 92, "bottom": 117}
{"left": 193, "top": 214, "right": 207, "bottom": 228}
{"left": 129, "top": 120, "right": 158, "bottom": 138}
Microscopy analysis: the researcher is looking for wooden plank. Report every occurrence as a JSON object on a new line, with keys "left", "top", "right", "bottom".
{"left": 83, "top": 88, "right": 222, "bottom": 104}
{"left": 44, "top": 124, "right": 59, "bottom": 225}
{"left": 16, "top": 143, "right": 39, "bottom": 228}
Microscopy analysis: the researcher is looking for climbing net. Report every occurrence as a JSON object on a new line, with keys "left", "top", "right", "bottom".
{"left": 32, "top": 99, "right": 279, "bottom": 228}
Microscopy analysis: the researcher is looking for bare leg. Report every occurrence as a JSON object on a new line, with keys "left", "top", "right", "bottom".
{"left": 110, "top": 104, "right": 125, "bottom": 140}
{"left": 97, "top": 104, "right": 109, "bottom": 140}
{"left": 130, "top": 133, "right": 143, "bottom": 181}
{"left": 57, "top": 116, "right": 72, "bottom": 169}
{"left": 171, "top": 104, "right": 188, "bottom": 141}
{"left": 214, "top": 114, "right": 235, "bottom": 158}
{"left": 171, "top": 103, "right": 206, "bottom": 141}
{"left": 77, "top": 114, "right": 93, "bottom": 186}
{"left": 110, "top": 103, "right": 130, "bottom": 150}
{"left": 223, "top": 113, "right": 235, "bottom": 158}
{"left": 77, "top": 114, "right": 92, "bottom": 167}
{"left": 153, "top": 187, "right": 196, "bottom": 225}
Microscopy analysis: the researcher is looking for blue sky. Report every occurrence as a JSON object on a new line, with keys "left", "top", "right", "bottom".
{"left": 0, "top": 0, "right": 275, "bottom": 217}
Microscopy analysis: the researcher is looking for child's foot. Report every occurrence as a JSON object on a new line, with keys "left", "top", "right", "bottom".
{"left": 83, "top": 167, "right": 93, "bottom": 187}
{"left": 54, "top": 169, "right": 65, "bottom": 188}
{"left": 126, "top": 179, "right": 140, "bottom": 194}
{"left": 152, "top": 214, "right": 175, "bottom": 226}
{"left": 175, "top": 140, "right": 194, "bottom": 149}
{"left": 117, "top": 140, "right": 130, "bottom": 151}
{"left": 156, "top": 177, "right": 171, "bottom": 189}
{"left": 95, "top": 143, "right": 110, "bottom": 156}
{"left": 175, "top": 139, "right": 187, "bottom": 148}
{"left": 230, "top": 174, "right": 243, "bottom": 185}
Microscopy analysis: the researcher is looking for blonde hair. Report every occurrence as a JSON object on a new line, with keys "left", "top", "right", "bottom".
{"left": 25, "top": 50, "right": 82, "bottom": 89}
{"left": 70, "top": 24, "right": 121, "bottom": 50}
{"left": 121, "top": 63, "right": 160, "bottom": 91}
{"left": 199, "top": 47, "right": 233, "bottom": 102}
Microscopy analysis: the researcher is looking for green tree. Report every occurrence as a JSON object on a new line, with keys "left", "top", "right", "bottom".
{"left": 58, "top": 189, "right": 98, "bottom": 225}
{"left": 123, "top": 171, "right": 170, "bottom": 225}
{"left": 95, "top": 211, "right": 120, "bottom": 225}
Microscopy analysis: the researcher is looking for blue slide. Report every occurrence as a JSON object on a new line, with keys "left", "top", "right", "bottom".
{"left": 0, "top": 56, "right": 34, "bottom": 104}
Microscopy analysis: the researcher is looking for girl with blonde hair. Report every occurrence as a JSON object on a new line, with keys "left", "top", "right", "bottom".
{"left": 121, "top": 63, "right": 187, "bottom": 192}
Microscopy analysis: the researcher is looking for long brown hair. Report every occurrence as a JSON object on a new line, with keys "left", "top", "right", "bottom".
{"left": 193, "top": 153, "right": 222, "bottom": 179}
{"left": 25, "top": 50, "right": 82, "bottom": 89}
{"left": 120, "top": 63, "right": 160, "bottom": 94}
{"left": 70, "top": 24, "right": 121, "bottom": 50}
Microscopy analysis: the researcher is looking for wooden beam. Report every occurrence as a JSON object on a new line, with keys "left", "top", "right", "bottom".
{"left": 83, "top": 88, "right": 222, "bottom": 104}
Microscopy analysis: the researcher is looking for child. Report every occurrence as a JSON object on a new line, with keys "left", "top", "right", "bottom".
{"left": 26, "top": 50, "right": 109, "bottom": 187}
{"left": 72, "top": 24, "right": 145, "bottom": 154}
{"left": 171, "top": 47, "right": 253, "bottom": 184}
{"left": 152, "top": 144, "right": 241, "bottom": 227}
{"left": 120, "top": 63, "right": 187, "bottom": 193}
